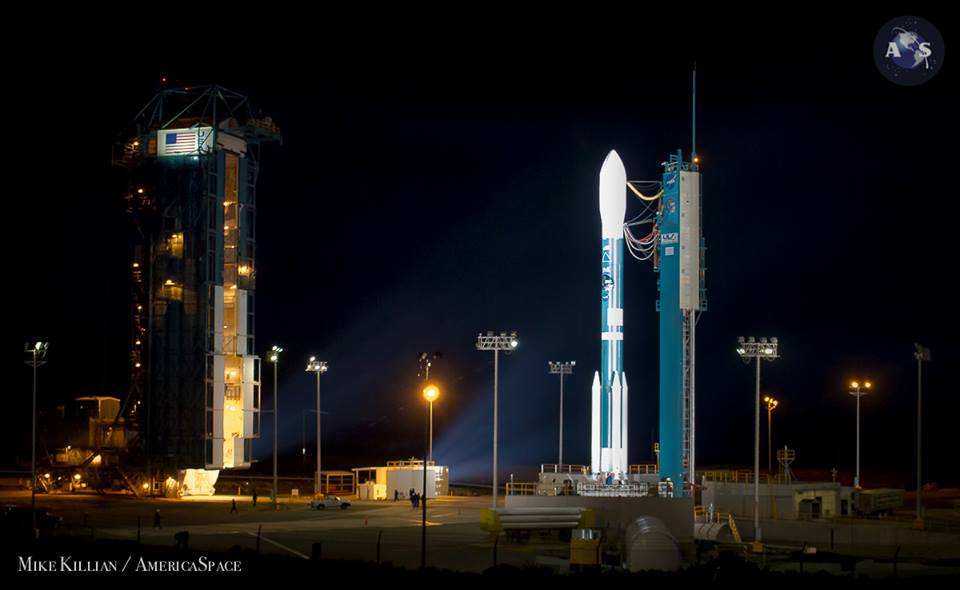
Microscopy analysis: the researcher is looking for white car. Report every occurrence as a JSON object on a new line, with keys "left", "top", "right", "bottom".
{"left": 311, "top": 495, "right": 351, "bottom": 510}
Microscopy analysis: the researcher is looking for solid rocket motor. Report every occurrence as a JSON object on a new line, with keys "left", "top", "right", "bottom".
{"left": 592, "top": 150, "right": 629, "bottom": 475}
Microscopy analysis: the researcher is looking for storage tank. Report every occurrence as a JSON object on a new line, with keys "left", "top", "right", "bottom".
{"left": 625, "top": 516, "right": 680, "bottom": 571}
{"left": 693, "top": 522, "right": 734, "bottom": 541}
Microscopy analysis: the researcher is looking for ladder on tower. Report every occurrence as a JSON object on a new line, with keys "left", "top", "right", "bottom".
{"left": 681, "top": 313, "right": 692, "bottom": 472}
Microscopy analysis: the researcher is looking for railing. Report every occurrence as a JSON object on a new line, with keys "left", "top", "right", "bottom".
{"left": 578, "top": 482, "right": 649, "bottom": 497}
{"left": 693, "top": 505, "right": 710, "bottom": 522}
{"left": 694, "top": 505, "right": 734, "bottom": 524}
{"left": 540, "top": 464, "right": 589, "bottom": 474}
{"left": 505, "top": 482, "right": 539, "bottom": 496}
{"left": 701, "top": 470, "right": 794, "bottom": 484}
{"left": 694, "top": 505, "right": 743, "bottom": 543}
{"left": 386, "top": 460, "right": 436, "bottom": 468}
{"left": 628, "top": 464, "right": 659, "bottom": 475}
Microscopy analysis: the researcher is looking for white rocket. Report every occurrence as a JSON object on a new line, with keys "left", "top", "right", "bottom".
{"left": 592, "top": 150, "right": 629, "bottom": 475}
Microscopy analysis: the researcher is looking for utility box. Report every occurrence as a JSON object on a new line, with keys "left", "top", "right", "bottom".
{"left": 570, "top": 528, "right": 601, "bottom": 568}
{"left": 479, "top": 509, "right": 501, "bottom": 533}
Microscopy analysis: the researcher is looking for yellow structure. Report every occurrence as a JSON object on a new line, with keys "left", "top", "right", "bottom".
{"left": 479, "top": 507, "right": 595, "bottom": 534}
{"left": 570, "top": 529, "right": 602, "bottom": 567}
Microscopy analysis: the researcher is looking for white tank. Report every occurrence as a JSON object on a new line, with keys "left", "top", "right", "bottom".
{"left": 693, "top": 522, "right": 734, "bottom": 542}
{"left": 625, "top": 516, "right": 680, "bottom": 571}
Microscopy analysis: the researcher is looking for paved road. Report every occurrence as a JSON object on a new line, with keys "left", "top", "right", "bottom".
{"left": 1, "top": 491, "right": 565, "bottom": 572}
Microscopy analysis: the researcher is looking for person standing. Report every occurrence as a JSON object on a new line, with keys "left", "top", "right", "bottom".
{"left": 153, "top": 509, "right": 162, "bottom": 529}
{"left": 252, "top": 488, "right": 258, "bottom": 507}
{"left": 230, "top": 499, "right": 239, "bottom": 514}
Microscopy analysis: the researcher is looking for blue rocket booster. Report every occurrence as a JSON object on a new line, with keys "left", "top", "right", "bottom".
{"left": 592, "top": 150, "right": 629, "bottom": 475}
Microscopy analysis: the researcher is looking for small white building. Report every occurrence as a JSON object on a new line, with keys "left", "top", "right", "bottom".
{"left": 352, "top": 459, "right": 449, "bottom": 500}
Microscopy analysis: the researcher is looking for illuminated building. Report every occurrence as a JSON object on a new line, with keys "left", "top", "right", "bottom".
{"left": 116, "top": 85, "right": 280, "bottom": 470}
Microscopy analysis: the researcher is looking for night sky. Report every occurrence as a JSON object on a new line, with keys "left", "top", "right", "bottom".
{"left": 7, "top": 11, "right": 957, "bottom": 487}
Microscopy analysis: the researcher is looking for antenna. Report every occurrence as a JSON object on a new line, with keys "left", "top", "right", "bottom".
{"left": 691, "top": 63, "right": 697, "bottom": 164}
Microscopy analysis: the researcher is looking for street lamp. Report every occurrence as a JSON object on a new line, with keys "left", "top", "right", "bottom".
{"left": 305, "top": 357, "right": 328, "bottom": 498}
{"left": 848, "top": 379, "right": 872, "bottom": 489}
{"left": 914, "top": 343, "right": 930, "bottom": 523}
{"left": 737, "top": 336, "right": 778, "bottom": 542}
{"left": 763, "top": 396, "right": 779, "bottom": 474}
{"left": 24, "top": 341, "right": 48, "bottom": 539}
{"left": 421, "top": 383, "right": 439, "bottom": 569}
{"left": 418, "top": 352, "right": 442, "bottom": 461}
{"left": 476, "top": 331, "right": 518, "bottom": 508}
{"left": 423, "top": 384, "right": 439, "bottom": 462}
{"left": 267, "top": 345, "right": 282, "bottom": 507}
{"left": 548, "top": 361, "right": 575, "bottom": 467}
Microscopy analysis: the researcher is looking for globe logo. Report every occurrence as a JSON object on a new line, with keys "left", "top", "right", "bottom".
{"left": 887, "top": 28, "right": 932, "bottom": 70}
{"left": 874, "top": 16, "right": 944, "bottom": 86}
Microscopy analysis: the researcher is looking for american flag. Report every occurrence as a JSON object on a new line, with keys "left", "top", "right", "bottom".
{"left": 161, "top": 130, "right": 198, "bottom": 155}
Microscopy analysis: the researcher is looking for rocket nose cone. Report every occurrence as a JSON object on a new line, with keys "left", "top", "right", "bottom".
{"left": 602, "top": 149, "right": 623, "bottom": 169}
{"left": 599, "top": 150, "right": 627, "bottom": 238}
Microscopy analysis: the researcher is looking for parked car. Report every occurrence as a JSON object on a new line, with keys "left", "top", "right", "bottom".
{"left": 310, "top": 495, "right": 351, "bottom": 510}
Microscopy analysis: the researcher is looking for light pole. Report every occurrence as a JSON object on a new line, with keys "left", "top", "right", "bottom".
{"left": 267, "top": 345, "right": 282, "bottom": 507}
{"left": 848, "top": 379, "right": 872, "bottom": 489}
{"left": 423, "top": 384, "right": 439, "bottom": 464}
{"left": 736, "top": 336, "right": 778, "bottom": 542}
{"left": 418, "top": 352, "right": 441, "bottom": 461}
{"left": 914, "top": 343, "right": 930, "bottom": 522}
{"left": 305, "top": 357, "right": 328, "bottom": 498}
{"left": 548, "top": 361, "right": 575, "bottom": 467}
{"left": 763, "top": 396, "right": 779, "bottom": 474}
{"left": 24, "top": 341, "right": 48, "bottom": 539}
{"left": 421, "top": 383, "right": 439, "bottom": 569}
{"left": 475, "top": 331, "right": 518, "bottom": 508}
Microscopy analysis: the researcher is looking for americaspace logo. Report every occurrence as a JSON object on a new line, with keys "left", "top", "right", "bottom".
{"left": 874, "top": 16, "right": 944, "bottom": 86}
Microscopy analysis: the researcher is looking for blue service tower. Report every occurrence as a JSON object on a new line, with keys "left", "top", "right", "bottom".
{"left": 656, "top": 150, "right": 705, "bottom": 495}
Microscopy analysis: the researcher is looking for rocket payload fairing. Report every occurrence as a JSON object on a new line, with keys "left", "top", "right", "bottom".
{"left": 592, "top": 150, "right": 629, "bottom": 475}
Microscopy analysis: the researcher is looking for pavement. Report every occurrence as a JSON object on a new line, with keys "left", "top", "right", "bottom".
{"left": 0, "top": 491, "right": 564, "bottom": 572}
{"left": 5, "top": 490, "right": 959, "bottom": 577}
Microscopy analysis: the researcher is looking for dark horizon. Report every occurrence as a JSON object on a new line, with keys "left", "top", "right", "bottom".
{"left": 7, "top": 12, "right": 957, "bottom": 488}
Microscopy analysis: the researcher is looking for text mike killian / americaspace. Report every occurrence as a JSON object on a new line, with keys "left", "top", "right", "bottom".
{"left": 17, "top": 555, "right": 242, "bottom": 573}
